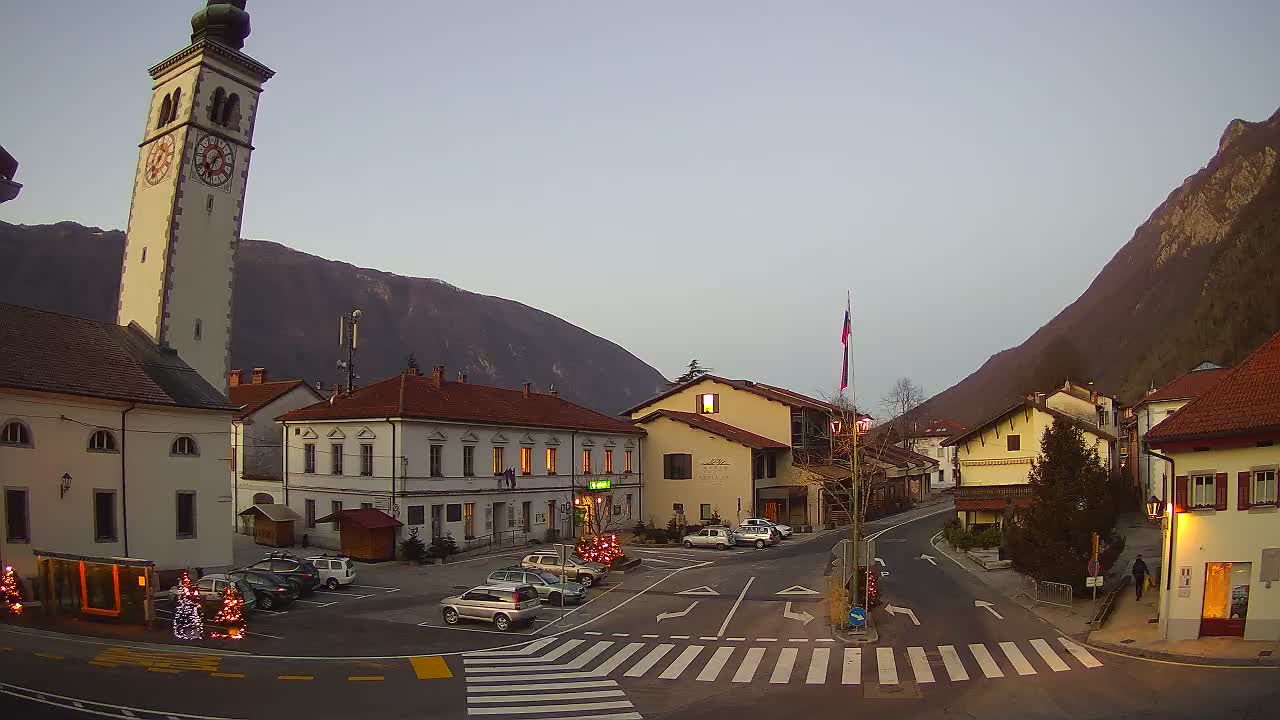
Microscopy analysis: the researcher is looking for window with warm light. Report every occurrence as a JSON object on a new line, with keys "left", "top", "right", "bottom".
{"left": 624, "top": 450, "right": 633, "bottom": 473}
{"left": 492, "top": 446, "right": 504, "bottom": 475}
{"left": 582, "top": 449, "right": 592, "bottom": 473}
{"left": 698, "top": 393, "right": 719, "bottom": 414}
{"left": 604, "top": 449, "right": 613, "bottom": 473}
{"left": 520, "top": 447, "right": 532, "bottom": 475}
{"left": 546, "top": 448, "right": 558, "bottom": 475}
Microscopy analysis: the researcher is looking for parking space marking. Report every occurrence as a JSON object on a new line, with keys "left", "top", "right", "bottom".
{"left": 410, "top": 655, "right": 454, "bottom": 679}
{"left": 347, "top": 676, "right": 384, "bottom": 681}
{"left": 350, "top": 584, "right": 402, "bottom": 591}
{"left": 277, "top": 675, "right": 313, "bottom": 681}
{"left": 313, "top": 591, "right": 374, "bottom": 599}
{"left": 209, "top": 673, "right": 244, "bottom": 679}
{"left": 293, "top": 599, "right": 337, "bottom": 607}
{"left": 417, "top": 621, "right": 539, "bottom": 636}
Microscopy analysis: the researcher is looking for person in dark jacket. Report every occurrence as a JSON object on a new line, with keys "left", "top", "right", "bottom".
{"left": 1132, "top": 555, "right": 1150, "bottom": 600}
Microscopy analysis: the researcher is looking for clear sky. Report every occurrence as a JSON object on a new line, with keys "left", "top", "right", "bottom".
{"left": 5, "top": 1, "right": 1279, "bottom": 412}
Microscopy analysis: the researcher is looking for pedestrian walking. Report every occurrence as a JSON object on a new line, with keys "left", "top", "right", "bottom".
{"left": 1132, "top": 554, "right": 1149, "bottom": 600}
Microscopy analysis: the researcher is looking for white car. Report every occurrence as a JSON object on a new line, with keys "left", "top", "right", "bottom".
{"left": 306, "top": 554, "right": 357, "bottom": 590}
{"left": 741, "top": 517, "right": 793, "bottom": 538}
{"left": 683, "top": 527, "right": 734, "bottom": 550}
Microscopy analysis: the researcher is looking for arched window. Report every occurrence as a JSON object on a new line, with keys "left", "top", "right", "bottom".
{"left": 252, "top": 492, "right": 274, "bottom": 505}
{"left": 88, "top": 429, "right": 118, "bottom": 452}
{"left": 1, "top": 420, "right": 32, "bottom": 447}
{"left": 221, "top": 93, "right": 240, "bottom": 130}
{"left": 172, "top": 436, "right": 199, "bottom": 456}
{"left": 157, "top": 93, "right": 172, "bottom": 129}
{"left": 168, "top": 87, "right": 182, "bottom": 124}
{"left": 209, "top": 87, "right": 226, "bottom": 124}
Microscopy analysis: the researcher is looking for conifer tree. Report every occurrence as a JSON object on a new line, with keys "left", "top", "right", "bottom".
{"left": 172, "top": 571, "right": 204, "bottom": 640}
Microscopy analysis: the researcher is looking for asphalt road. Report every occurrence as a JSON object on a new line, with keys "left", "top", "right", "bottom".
{"left": 2, "top": 502, "right": 1278, "bottom": 719}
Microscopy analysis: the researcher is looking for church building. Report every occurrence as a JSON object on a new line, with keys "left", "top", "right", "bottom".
{"left": 0, "top": 1, "right": 274, "bottom": 595}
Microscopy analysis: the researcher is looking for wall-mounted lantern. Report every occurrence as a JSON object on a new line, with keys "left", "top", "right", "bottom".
{"left": 60, "top": 473, "right": 73, "bottom": 499}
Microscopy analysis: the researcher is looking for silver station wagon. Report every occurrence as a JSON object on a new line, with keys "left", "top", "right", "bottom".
{"left": 440, "top": 584, "right": 541, "bottom": 631}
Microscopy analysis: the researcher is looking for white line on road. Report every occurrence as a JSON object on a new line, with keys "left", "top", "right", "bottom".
{"left": 466, "top": 637, "right": 559, "bottom": 657}
{"left": 624, "top": 644, "right": 674, "bottom": 678}
{"left": 842, "top": 647, "right": 862, "bottom": 684}
{"left": 697, "top": 646, "right": 736, "bottom": 681}
{"left": 698, "top": 636, "right": 719, "bottom": 641}
{"left": 467, "top": 680, "right": 618, "bottom": 693}
{"left": 938, "top": 645, "right": 969, "bottom": 681}
{"left": 292, "top": 600, "right": 336, "bottom": 607}
{"left": 876, "top": 647, "right": 898, "bottom": 685}
{"left": 866, "top": 505, "right": 956, "bottom": 541}
{"left": 311, "top": 591, "right": 373, "bottom": 599}
{"left": 756, "top": 638, "right": 776, "bottom": 642}
{"left": 969, "top": 643, "right": 1004, "bottom": 678}
{"left": 584, "top": 632, "right": 602, "bottom": 636}
{"left": 658, "top": 646, "right": 704, "bottom": 680}
{"left": 806, "top": 647, "right": 830, "bottom": 684}
{"left": 469, "top": 690, "right": 626, "bottom": 703}
{"left": 1030, "top": 638, "right": 1070, "bottom": 671}
{"left": 726, "top": 637, "right": 746, "bottom": 642}
{"left": 641, "top": 634, "right": 658, "bottom": 639}
{"left": 1057, "top": 637, "right": 1103, "bottom": 668}
{"left": 716, "top": 576, "right": 756, "bottom": 638}
{"left": 350, "top": 584, "right": 401, "bottom": 591}
{"left": 467, "top": 671, "right": 600, "bottom": 683}
{"left": 465, "top": 639, "right": 583, "bottom": 665}
{"left": 999, "top": 641, "right": 1037, "bottom": 676}
{"left": 594, "top": 643, "right": 645, "bottom": 676}
{"left": 770, "top": 647, "right": 798, "bottom": 684}
{"left": 733, "top": 647, "right": 765, "bottom": 682}
{"left": 670, "top": 635, "right": 690, "bottom": 640}
{"left": 466, "top": 700, "right": 635, "bottom": 716}
{"left": 907, "top": 646, "right": 935, "bottom": 683}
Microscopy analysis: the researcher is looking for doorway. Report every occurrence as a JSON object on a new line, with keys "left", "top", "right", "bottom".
{"left": 463, "top": 502, "right": 475, "bottom": 540}
{"left": 1200, "top": 561, "right": 1251, "bottom": 637}
{"left": 430, "top": 505, "right": 443, "bottom": 540}
{"left": 521, "top": 501, "right": 531, "bottom": 533}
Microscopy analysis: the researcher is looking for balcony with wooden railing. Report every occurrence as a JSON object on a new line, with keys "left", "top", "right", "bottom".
{"left": 954, "top": 483, "right": 1034, "bottom": 510}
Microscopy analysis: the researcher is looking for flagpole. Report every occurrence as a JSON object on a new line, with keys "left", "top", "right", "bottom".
{"left": 847, "top": 291, "right": 859, "bottom": 613}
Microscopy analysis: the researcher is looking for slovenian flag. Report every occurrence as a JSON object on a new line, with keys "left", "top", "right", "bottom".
{"left": 840, "top": 296, "right": 851, "bottom": 391}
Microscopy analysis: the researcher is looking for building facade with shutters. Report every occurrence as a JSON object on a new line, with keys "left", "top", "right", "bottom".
{"left": 277, "top": 366, "right": 645, "bottom": 552}
{"left": 1148, "top": 333, "right": 1280, "bottom": 641}
{"left": 1129, "top": 362, "right": 1229, "bottom": 507}
{"left": 895, "top": 419, "right": 966, "bottom": 490}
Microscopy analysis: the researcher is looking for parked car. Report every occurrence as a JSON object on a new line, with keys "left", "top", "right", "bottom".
{"left": 683, "top": 527, "right": 734, "bottom": 550}
{"left": 170, "top": 574, "right": 258, "bottom": 613}
{"left": 732, "top": 524, "right": 778, "bottom": 549}
{"left": 520, "top": 550, "right": 609, "bottom": 588}
{"left": 487, "top": 567, "right": 588, "bottom": 605}
{"left": 225, "top": 569, "right": 298, "bottom": 611}
{"left": 306, "top": 554, "right": 357, "bottom": 590}
{"left": 741, "top": 517, "right": 793, "bottom": 538}
{"left": 440, "top": 584, "right": 541, "bottom": 631}
{"left": 243, "top": 555, "right": 321, "bottom": 595}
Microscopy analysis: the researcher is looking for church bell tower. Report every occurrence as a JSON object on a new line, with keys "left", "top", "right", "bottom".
{"left": 117, "top": 1, "right": 273, "bottom": 395}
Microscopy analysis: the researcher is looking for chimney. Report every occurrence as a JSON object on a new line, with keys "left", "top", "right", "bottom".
{"left": 549, "top": 385, "right": 559, "bottom": 398}
{"left": 522, "top": 382, "right": 532, "bottom": 399}
{"left": 251, "top": 367, "right": 267, "bottom": 384}
{"left": 228, "top": 369, "right": 244, "bottom": 387}
{"left": 457, "top": 371, "right": 468, "bottom": 384}
{"left": 431, "top": 365, "right": 445, "bottom": 387}
{"left": 315, "top": 381, "right": 324, "bottom": 391}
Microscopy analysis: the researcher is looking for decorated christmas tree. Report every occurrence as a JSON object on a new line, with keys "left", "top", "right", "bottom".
{"left": 172, "top": 571, "right": 204, "bottom": 640}
{"left": 1, "top": 565, "right": 22, "bottom": 615}
{"left": 210, "top": 583, "right": 245, "bottom": 640}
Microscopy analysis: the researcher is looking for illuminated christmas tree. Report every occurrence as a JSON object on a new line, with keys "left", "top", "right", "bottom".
{"left": 575, "top": 534, "right": 622, "bottom": 565}
{"left": 210, "top": 583, "right": 245, "bottom": 640}
{"left": 1, "top": 565, "right": 21, "bottom": 615}
{"left": 172, "top": 572, "right": 204, "bottom": 640}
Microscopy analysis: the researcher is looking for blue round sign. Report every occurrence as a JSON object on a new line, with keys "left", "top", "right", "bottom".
{"left": 848, "top": 606, "right": 867, "bottom": 628}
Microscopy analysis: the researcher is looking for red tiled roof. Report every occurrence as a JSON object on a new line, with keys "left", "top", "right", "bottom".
{"left": 1147, "top": 332, "right": 1280, "bottom": 442}
{"left": 0, "top": 303, "right": 235, "bottom": 411}
{"left": 868, "top": 443, "right": 940, "bottom": 468}
{"left": 622, "top": 375, "right": 858, "bottom": 416}
{"left": 314, "top": 508, "right": 402, "bottom": 529}
{"left": 954, "top": 498, "right": 1009, "bottom": 511}
{"left": 633, "top": 409, "right": 789, "bottom": 449}
{"left": 1137, "top": 366, "right": 1230, "bottom": 405}
{"left": 279, "top": 373, "right": 643, "bottom": 435}
{"left": 230, "top": 380, "right": 318, "bottom": 420}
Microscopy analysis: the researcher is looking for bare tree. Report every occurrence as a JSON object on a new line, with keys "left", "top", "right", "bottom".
{"left": 791, "top": 393, "right": 898, "bottom": 532}
{"left": 880, "top": 376, "right": 925, "bottom": 450}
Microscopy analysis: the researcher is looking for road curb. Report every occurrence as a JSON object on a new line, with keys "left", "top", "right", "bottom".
{"left": 1085, "top": 637, "right": 1280, "bottom": 667}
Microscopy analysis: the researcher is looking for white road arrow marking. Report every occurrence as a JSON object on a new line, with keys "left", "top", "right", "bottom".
{"left": 776, "top": 585, "right": 821, "bottom": 596}
{"left": 874, "top": 557, "right": 886, "bottom": 567}
{"left": 919, "top": 554, "right": 937, "bottom": 566}
{"left": 676, "top": 586, "right": 719, "bottom": 596}
{"left": 656, "top": 601, "right": 699, "bottom": 622}
{"left": 782, "top": 601, "right": 814, "bottom": 626}
{"left": 884, "top": 604, "right": 920, "bottom": 626}
{"left": 975, "top": 600, "right": 1004, "bottom": 619}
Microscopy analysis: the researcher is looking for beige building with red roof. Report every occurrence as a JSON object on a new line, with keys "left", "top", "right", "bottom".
{"left": 1147, "top": 334, "right": 1280, "bottom": 642}
{"left": 277, "top": 365, "right": 644, "bottom": 551}
{"left": 1130, "top": 362, "right": 1230, "bottom": 506}
{"left": 228, "top": 367, "right": 322, "bottom": 529}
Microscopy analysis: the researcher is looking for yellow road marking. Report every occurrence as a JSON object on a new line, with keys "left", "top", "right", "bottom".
{"left": 36, "top": 653, "right": 64, "bottom": 660}
{"left": 147, "top": 667, "right": 180, "bottom": 674}
{"left": 348, "top": 676, "right": 384, "bottom": 681}
{"left": 278, "top": 675, "right": 314, "bottom": 681}
{"left": 410, "top": 655, "right": 452, "bottom": 680}
{"left": 89, "top": 661, "right": 120, "bottom": 668}
{"left": 210, "top": 672, "right": 245, "bottom": 678}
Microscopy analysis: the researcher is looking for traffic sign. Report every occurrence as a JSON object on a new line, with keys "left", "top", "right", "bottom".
{"left": 848, "top": 606, "right": 867, "bottom": 629}
{"left": 1085, "top": 575, "right": 1103, "bottom": 588}
{"left": 588, "top": 478, "right": 612, "bottom": 490}
{"left": 1087, "top": 559, "right": 1100, "bottom": 576}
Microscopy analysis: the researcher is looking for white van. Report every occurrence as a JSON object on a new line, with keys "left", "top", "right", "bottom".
{"left": 306, "top": 554, "right": 357, "bottom": 590}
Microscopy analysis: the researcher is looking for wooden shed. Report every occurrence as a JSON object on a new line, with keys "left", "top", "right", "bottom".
{"left": 314, "top": 508, "right": 403, "bottom": 561}
{"left": 238, "top": 504, "right": 301, "bottom": 548}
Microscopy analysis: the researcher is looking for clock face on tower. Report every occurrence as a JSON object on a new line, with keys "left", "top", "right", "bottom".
{"left": 144, "top": 135, "right": 175, "bottom": 186}
{"left": 192, "top": 134, "right": 235, "bottom": 188}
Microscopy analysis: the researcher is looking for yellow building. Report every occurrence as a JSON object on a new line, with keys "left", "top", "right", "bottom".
{"left": 1148, "top": 333, "right": 1280, "bottom": 641}
{"left": 626, "top": 376, "right": 840, "bottom": 529}
{"left": 943, "top": 394, "right": 1114, "bottom": 529}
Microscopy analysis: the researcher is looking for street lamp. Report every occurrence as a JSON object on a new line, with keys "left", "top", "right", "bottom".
{"left": 1145, "top": 495, "right": 1164, "bottom": 520}
{"left": 60, "top": 473, "right": 72, "bottom": 499}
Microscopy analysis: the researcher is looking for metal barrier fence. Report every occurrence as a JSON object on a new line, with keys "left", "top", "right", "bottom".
{"left": 1034, "top": 580, "right": 1074, "bottom": 610}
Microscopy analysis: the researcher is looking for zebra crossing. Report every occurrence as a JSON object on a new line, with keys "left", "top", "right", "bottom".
{"left": 462, "top": 635, "right": 1104, "bottom": 716}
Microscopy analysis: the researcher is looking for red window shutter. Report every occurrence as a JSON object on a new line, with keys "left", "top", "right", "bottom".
{"left": 1214, "top": 472, "right": 1228, "bottom": 511}
{"left": 1238, "top": 471, "right": 1252, "bottom": 510}
{"left": 1174, "top": 475, "right": 1189, "bottom": 513}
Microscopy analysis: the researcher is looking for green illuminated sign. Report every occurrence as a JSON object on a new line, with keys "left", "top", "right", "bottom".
{"left": 588, "top": 479, "right": 612, "bottom": 491}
